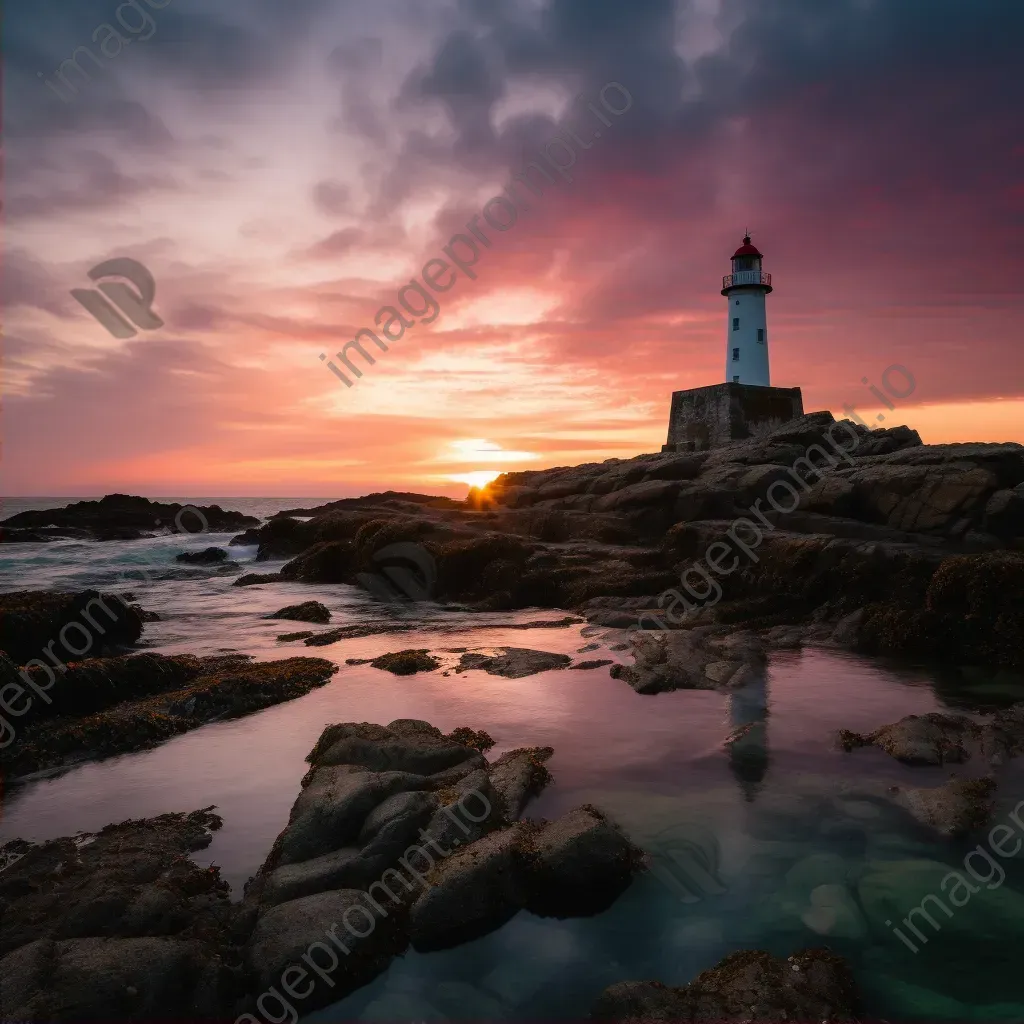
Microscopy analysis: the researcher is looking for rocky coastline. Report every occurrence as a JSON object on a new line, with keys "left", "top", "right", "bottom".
{"left": 226, "top": 412, "right": 1024, "bottom": 675}
{"left": 1, "top": 413, "right": 1022, "bottom": 1020}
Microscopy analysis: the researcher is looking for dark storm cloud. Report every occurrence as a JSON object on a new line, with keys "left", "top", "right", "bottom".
{"left": 390, "top": 0, "right": 1021, "bottom": 208}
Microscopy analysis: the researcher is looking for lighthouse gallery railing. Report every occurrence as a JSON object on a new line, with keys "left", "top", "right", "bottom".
{"left": 722, "top": 271, "right": 771, "bottom": 289}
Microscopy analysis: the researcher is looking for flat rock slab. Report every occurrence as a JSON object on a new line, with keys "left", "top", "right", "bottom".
{"left": 839, "top": 705, "right": 1024, "bottom": 766}
{"left": 892, "top": 776, "right": 996, "bottom": 836}
{"left": 592, "top": 948, "right": 859, "bottom": 1023}
{"left": 456, "top": 648, "right": 572, "bottom": 678}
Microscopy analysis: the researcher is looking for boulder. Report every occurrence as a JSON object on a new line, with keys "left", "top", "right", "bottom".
{"left": 245, "top": 889, "right": 404, "bottom": 1003}
{"left": 273, "top": 767, "right": 429, "bottom": 865}
{"left": 308, "top": 720, "right": 485, "bottom": 775}
{"left": 2, "top": 656, "right": 337, "bottom": 779}
{"left": 0, "top": 806, "right": 233, "bottom": 958}
{"left": 846, "top": 463, "right": 998, "bottom": 533}
{"left": 407, "top": 825, "right": 529, "bottom": 951}
{"left": 0, "top": 590, "right": 145, "bottom": 666}
{"left": 838, "top": 712, "right": 980, "bottom": 765}
{"left": 280, "top": 540, "right": 356, "bottom": 583}
{"left": 232, "top": 572, "right": 283, "bottom": 587}
{"left": 268, "top": 601, "right": 331, "bottom": 624}
{"left": 370, "top": 649, "right": 440, "bottom": 674}
{"left": 525, "top": 805, "right": 642, "bottom": 916}
{"left": 486, "top": 746, "right": 554, "bottom": 820}
{"left": 984, "top": 489, "right": 1024, "bottom": 540}
{"left": 174, "top": 547, "right": 228, "bottom": 564}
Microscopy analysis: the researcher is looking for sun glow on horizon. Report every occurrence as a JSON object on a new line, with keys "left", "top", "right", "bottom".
{"left": 452, "top": 469, "right": 503, "bottom": 489}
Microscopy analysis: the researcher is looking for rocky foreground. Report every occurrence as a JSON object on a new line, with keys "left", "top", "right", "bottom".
{"left": 225, "top": 412, "right": 1024, "bottom": 675}
{"left": 0, "top": 651, "right": 337, "bottom": 780}
{"left": 0, "top": 720, "right": 661, "bottom": 1022}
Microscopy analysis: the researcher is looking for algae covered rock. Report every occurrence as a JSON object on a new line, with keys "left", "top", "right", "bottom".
{"left": 370, "top": 650, "right": 440, "bottom": 674}
{"left": 592, "top": 947, "right": 859, "bottom": 1022}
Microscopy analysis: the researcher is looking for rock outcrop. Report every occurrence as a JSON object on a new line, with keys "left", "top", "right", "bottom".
{"left": 229, "top": 415, "right": 1024, "bottom": 673}
{"left": 610, "top": 628, "right": 766, "bottom": 694}
{"left": 891, "top": 776, "right": 996, "bottom": 836}
{"left": 0, "top": 809, "right": 246, "bottom": 1022}
{"left": 235, "top": 720, "right": 642, "bottom": 1016}
{"left": 0, "top": 590, "right": 146, "bottom": 666}
{"left": 592, "top": 948, "right": 859, "bottom": 1023}
{"left": 0, "top": 494, "right": 258, "bottom": 542}
{"left": 1, "top": 653, "right": 338, "bottom": 779}
{"left": 839, "top": 704, "right": 1024, "bottom": 766}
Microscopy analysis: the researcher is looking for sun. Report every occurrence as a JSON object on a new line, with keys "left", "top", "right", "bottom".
{"left": 452, "top": 470, "right": 502, "bottom": 489}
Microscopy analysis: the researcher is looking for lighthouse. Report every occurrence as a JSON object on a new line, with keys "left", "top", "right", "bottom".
{"left": 721, "top": 234, "right": 772, "bottom": 387}
{"left": 662, "top": 231, "right": 803, "bottom": 453}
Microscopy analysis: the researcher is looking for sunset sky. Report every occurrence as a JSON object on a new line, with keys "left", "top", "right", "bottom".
{"left": 5, "top": 0, "right": 1023, "bottom": 498}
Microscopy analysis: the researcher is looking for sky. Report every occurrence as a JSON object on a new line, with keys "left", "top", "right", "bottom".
{"left": 4, "top": 0, "right": 1023, "bottom": 498}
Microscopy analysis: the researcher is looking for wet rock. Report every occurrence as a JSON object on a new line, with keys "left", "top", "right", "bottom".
{"left": 838, "top": 712, "right": 980, "bottom": 765}
{"left": 611, "top": 629, "right": 766, "bottom": 695}
{"left": 307, "top": 720, "right": 485, "bottom": 776}
{"left": 0, "top": 590, "right": 145, "bottom": 666}
{"left": 268, "top": 601, "right": 331, "bottom": 624}
{"left": 280, "top": 540, "right": 356, "bottom": 583}
{"left": 175, "top": 547, "right": 228, "bottom": 564}
{"left": 571, "top": 658, "right": 614, "bottom": 669}
{"left": 370, "top": 649, "right": 440, "bottom": 674}
{"left": 277, "top": 631, "right": 315, "bottom": 642}
{"left": 245, "top": 719, "right": 638, "bottom": 991}
{"left": 445, "top": 726, "right": 496, "bottom": 752}
{"left": 0, "top": 936, "right": 217, "bottom": 1023}
{"left": 0, "top": 494, "right": 258, "bottom": 541}
{"left": 892, "top": 776, "right": 996, "bottom": 836}
{"left": 984, "top": 488, "right": 1024, "bottom": 540}
{"left": 456, "top": 647, "right": 572, "bottom": 678}
{"left": 408, "top": 824, "right": 529, "bottom": 951}
{"left": 244, "top": 889, "right": 404, "bottom": 1007}
{"left": 525, "top": 805, "right": 642, "bottom": 916}
{"left": 232, "top": 572, "right": 283, "bottom": 587}
{"left": 273, "top": 767, "right": 431, "bottom": 865}
{"left": 0, "top": 807, "right": 238, "bottom": 957}
{"left": 2, "top": 655, "right": 337, "bottom": 779}
{"left": 591, "top": 948, "right": 859, "bottom": 1023}
{"left": 486, "top": 746, "right": 554, "bottom": 821}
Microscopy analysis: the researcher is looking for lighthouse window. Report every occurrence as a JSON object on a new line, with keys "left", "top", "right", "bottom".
{"left": 732, "top": 375, "right": 740, "bottom": 382}
{"left": 732, "top": 347, "right": 740, "bottom": 361}
{"left": 732, "top": 317, "right": 739, "bottom": 331}
{"left": 757, "top": 329, "right": 764, "bottom": 343}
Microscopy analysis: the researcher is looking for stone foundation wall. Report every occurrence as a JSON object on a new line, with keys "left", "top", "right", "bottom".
{"left": 664, "top": 383, "right": 804, "bottom": 452}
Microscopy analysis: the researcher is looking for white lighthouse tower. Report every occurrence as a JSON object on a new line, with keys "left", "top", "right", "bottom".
{"left": 721, "top": 234, "right": 772, "bottom": 387}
